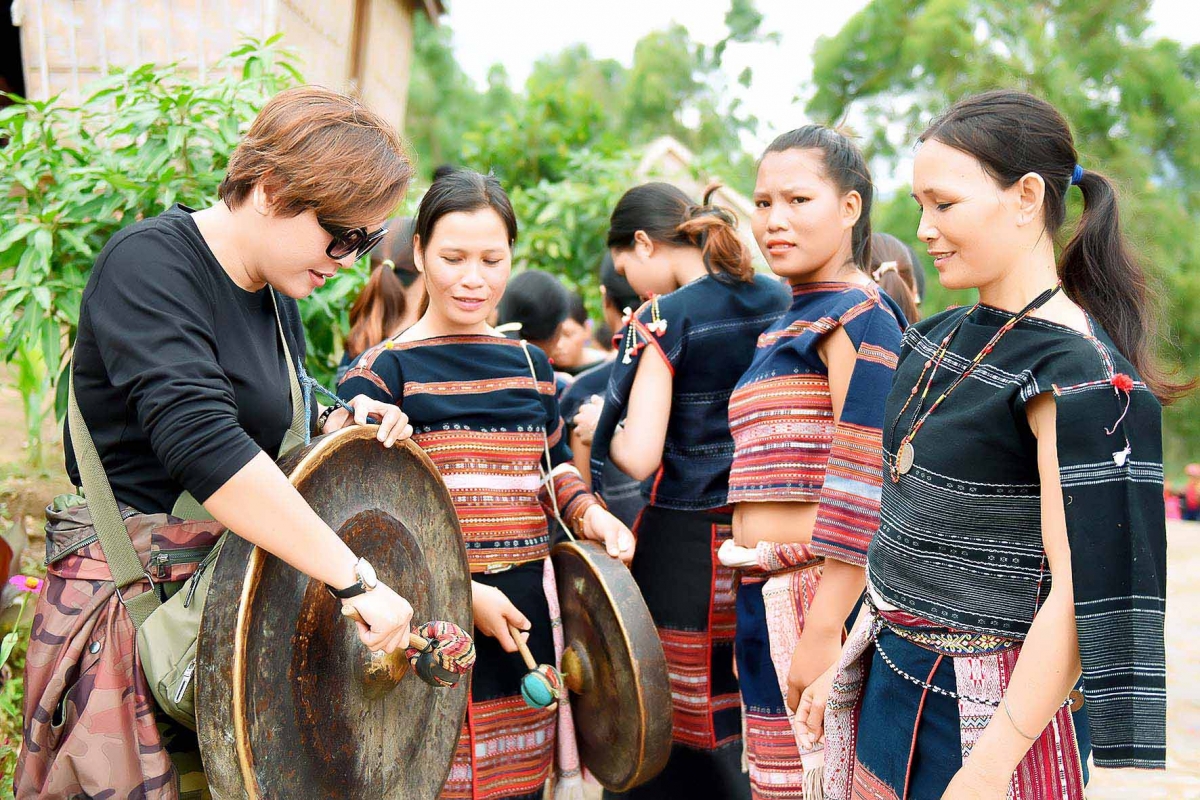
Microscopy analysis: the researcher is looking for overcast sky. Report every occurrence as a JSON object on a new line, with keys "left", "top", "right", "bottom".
{"left": 445, "top": 0, "right": 1199, "bottom": 163}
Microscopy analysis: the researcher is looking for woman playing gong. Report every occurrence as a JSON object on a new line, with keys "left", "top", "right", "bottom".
{"left": 18, "top": 87, "right": 418, "bottom": 800}
{"left": 336, "top": 168, "right": 633, "bottom": 800}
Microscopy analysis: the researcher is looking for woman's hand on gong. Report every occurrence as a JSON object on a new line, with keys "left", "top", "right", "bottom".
{"left": 323, "top": 394, "right": 413, "bottom": 447}
{"left": 472, "top": 582, "right": 531, "bottom": 653}
{"left": 342, "top": 581, "right": 414, "bottom": 654}
{"left": 581, "top": 505, "right": 635, "bottom": 565}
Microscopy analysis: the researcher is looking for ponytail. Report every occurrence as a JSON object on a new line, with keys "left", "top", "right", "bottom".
{"left": 921, "top": 89, "right": 1192, "bottom": 404}
{"left": 872, "top": 264, "right": 919, "bottom": 324}
{"left": 871, "top": 232, "right": 920, "bottom": 323}
{"left": 344, "top": 263, "right": 407, "bottom": 361}
{"left": 1060, "top": 170, "right": 1191, "bottom": 402}
{"left": 676, "top": 184, "right": 754, "bottom": 284}
{"left": 608, "top": 181, "right": 754, "bottom": 285}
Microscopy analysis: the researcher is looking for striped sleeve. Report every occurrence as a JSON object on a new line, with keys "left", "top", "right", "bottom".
{"left": 337, "top": 340, "right": 403, "bottom": 405}
{"left": 811, "top": 300, "right": 903, "bottom": 566}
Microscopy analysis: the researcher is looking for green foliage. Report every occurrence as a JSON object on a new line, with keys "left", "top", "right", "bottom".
{"left": 0, "top": 38, "right": 375, "bottom": 442}
{"left": 808, "top": 0, "right": 1200, "bottom": 474}
{"left": 508, "top": 149, "right": 639, "bottom": 306}
{"left": 404, "top": 2, "right": 774, "bottom": 303}
{"left": 404, "top": 2, "right": 773, "bottom": 187}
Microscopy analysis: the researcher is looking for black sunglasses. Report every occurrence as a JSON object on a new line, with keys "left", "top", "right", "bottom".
{"left": 320, "top": 221, "right": 388, "bottom": 261}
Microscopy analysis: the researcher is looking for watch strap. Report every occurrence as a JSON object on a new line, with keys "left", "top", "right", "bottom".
{"left": 327, "top": 580, "right": 367, "bottom": 599}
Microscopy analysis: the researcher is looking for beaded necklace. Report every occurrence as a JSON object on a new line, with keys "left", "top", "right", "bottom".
{"left": 620, "top": 294, "right": 667, "bottom": 364}
{"left": 889, "top": 283, "right": 1062, "bottom": 482}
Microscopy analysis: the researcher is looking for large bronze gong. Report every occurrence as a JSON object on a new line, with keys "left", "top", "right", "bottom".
{"left": 552, "top": 540, "right": 672, "bottom": 791}
{"left": 196, "top": 425, "right": 472, "bottom": 799}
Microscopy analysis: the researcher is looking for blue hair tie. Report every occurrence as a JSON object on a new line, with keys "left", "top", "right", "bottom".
{"left": 1070, "top": 164, "right": 1084, "bottom": 186}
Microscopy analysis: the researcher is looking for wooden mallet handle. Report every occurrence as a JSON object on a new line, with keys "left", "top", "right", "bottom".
{"left": 342, "top": 605, "right": 430, "bottom": 650}
{"left": 507, "top": 622, "right": 538, "bottom": 670}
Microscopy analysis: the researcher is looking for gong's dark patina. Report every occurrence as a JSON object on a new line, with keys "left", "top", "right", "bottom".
{"left": 196, "top": 425, "right": 471, "bottom": 799}
{"left": 552, "top": 540, "right": 672, "bottom": 791}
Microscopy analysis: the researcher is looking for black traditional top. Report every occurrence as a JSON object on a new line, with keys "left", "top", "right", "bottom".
{"left": 867, "top": 304, "right": 1167, "bottom": 768}
{"left": 338, "top": 335, "right": 595, "bottom": 572}
{"left": 560, "top": 359, "right": 646, "bottom": 527}
{"left": 589, "top": 274, "right": 790, "bottom": 511}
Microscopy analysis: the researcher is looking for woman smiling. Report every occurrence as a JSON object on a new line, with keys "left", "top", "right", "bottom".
{"left": 336, "top": 169, "right": 633, "bottom": 800}
{"left": 803, "top": 90, "right": 1181, "bottom": 800}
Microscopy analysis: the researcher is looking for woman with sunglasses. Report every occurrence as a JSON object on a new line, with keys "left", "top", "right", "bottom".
{"left": 336, "top": 169, "right": 634, "bottom": 800}
{"left": 18, "top": 86, "right": 418, "bottom": 800}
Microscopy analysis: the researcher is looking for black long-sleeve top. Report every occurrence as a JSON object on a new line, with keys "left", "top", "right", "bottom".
{"left": 65, "top": 205, "right": 307, "bottom": 515}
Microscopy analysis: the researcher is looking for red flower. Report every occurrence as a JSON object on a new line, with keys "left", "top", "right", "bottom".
{"left": 1111, "top": 373, "right": 1134, "bottom": 392}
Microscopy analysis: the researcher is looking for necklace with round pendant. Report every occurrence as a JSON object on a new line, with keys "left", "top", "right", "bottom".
{"left": 886, "top": 283, "right": 1063, "bottom": 483}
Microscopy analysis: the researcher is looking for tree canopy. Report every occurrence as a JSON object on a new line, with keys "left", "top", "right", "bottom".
{"left": 806, "top": 0, "right": 1199, "bottom": 472}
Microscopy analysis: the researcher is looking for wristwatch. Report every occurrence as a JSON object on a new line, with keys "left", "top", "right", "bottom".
{"left": 326, "top": 557, "right": 379, "bottom": 599}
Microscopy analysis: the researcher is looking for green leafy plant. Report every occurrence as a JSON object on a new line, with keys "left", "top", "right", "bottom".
{"left": 0, "top": 37, "right": 308, "bottom": 460}
{"left": 508, "top": 149, "right": 638, "bottom": 303}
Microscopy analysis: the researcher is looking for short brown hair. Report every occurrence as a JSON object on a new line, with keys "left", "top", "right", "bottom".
{"left": 218, "top": 86, "right": 413, "bottom": 228}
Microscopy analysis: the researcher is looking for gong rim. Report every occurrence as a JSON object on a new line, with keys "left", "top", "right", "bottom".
{"left": 197, "top": 425, "right": 472, "bottom": 799}
{"left": 552, "top": 539, "right": 672, "bottom": 791}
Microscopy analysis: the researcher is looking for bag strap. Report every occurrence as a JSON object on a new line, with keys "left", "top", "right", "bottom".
{"left": 69, "top": 289, "right": 308, "bottom": 627}
{"left": 519, "top": 340, "right": 575, "bottom": 542}
{"left": 271, "top": 289, "right": 308, "bottom": 457}
{"left": 68, "top": 364, "right": 160, "bottom": 628}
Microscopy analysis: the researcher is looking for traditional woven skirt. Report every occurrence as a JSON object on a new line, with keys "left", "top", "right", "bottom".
{"left": 442, "top": 561, "right": 557, "bottom": 800}
{"left": 736, "top": 561, "right": 823, "bottom": 800}
{"left": 823, "top": 604, "right": 1091, "bottom": 800}
{"left": 605, "top": 505, "right": 750, "bottom": 800}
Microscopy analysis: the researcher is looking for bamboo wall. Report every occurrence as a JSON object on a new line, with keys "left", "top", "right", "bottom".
{"left": 13, "top": 0, "right": 422, "bottom": 130}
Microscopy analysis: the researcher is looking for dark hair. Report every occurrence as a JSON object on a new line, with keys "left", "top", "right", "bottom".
{"left": 762, "top": 125, "right": 874, "bottom": 270}
{"left": 905, "top": 241, "right": 927, "bottom": 299}
{"left": 344, "top": 217, "right": 417, "bottom": 359}
{"left": 344, "top": 264, "right": 406, "bottom": 360}
{"left": 496, "top": 270, "right": 571, "bottom": 343}
{"left": 432, "top": 163, "right": 459, "bottom": 183}
{"left": 921, "top": 90, "right": 1190, "bottom": 403}
{"left": 870, "top": 232, "right": 920, "bottom": 323}
{"left": 414, "top": 169, "right": 517, "bottom": 251}
{"left": 372, "top": 217, "right": 419, "bottom": 286}
{"left": 607, "top": 182, "right": 754, "bottom": 284}
{"left": 566, "top": 292, "right": 589, "bottom": 325}
{"left": 599, "top": 252, "right": 641, "bottom": 313}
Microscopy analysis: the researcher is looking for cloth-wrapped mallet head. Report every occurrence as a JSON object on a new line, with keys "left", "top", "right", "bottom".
{"left": 406, "top": 620, "right": 476, "bottom": 688}
{"left": 519, "top": 663, "right": 564, "bottom": 710}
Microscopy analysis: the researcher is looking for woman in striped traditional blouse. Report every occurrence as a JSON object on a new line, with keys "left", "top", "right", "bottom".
{"left": 578, "top": 183, "right": 791, "bottom": 800}
{"left": 337, "top": 169, "right": 633, "bottom": 800}
{"left": 801, "top": 91, "right": 1181, "bottom": 800}
{"left": 719, "top": 127, "right": 906, "bottom": 799}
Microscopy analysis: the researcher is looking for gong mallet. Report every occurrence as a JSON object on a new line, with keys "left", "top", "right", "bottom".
{"left": 343, "top": 607, "right": 476, "bottom": 695}
{"left": 507, "top": 622, "right": 565, "bottom": 711}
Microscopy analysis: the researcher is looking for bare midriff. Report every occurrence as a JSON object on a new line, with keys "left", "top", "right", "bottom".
{"left": 732, "top": 500, "right": 819, "bottom": 548}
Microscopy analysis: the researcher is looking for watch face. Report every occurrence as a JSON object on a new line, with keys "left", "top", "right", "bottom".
{"left": 357, "top": 558, "right": 378, "bottom": 590}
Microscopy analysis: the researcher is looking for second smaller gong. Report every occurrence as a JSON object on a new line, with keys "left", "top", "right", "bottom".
{"left": 551, "top": 541, "right": 672, "bottom": 792}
